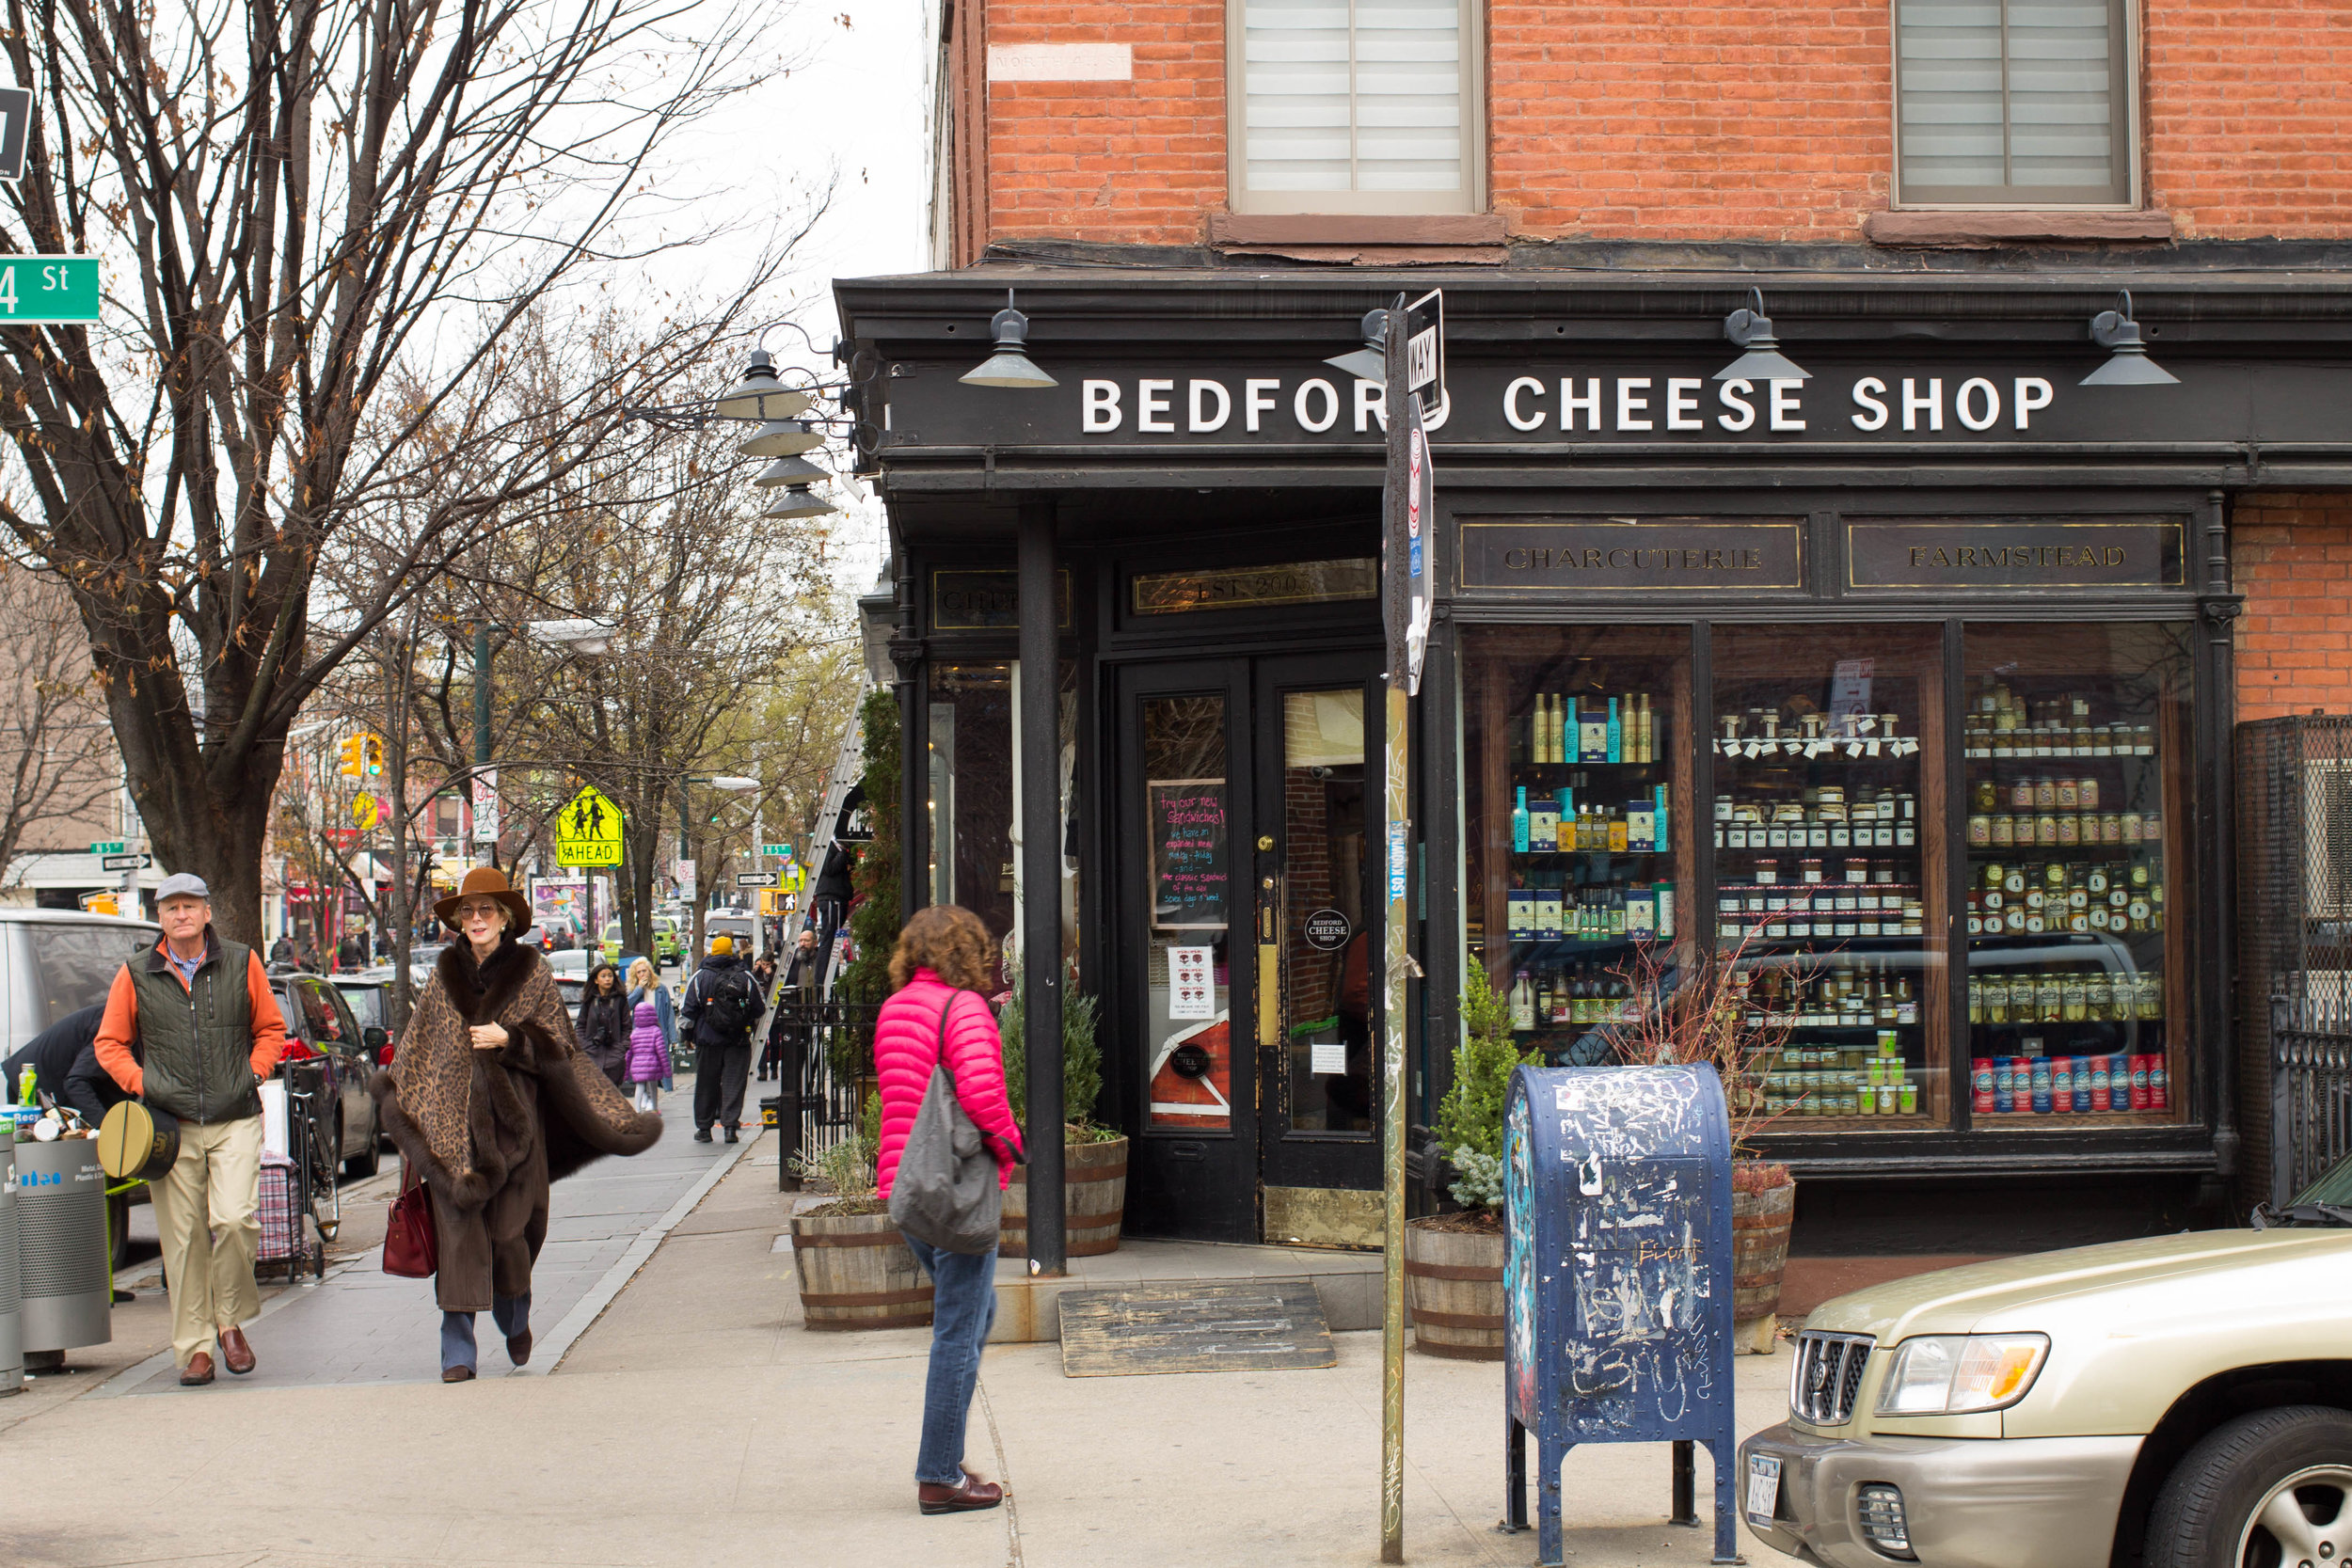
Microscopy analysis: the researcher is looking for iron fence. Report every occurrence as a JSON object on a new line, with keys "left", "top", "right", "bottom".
{"left": 2236, "top": 714, "right": 2352, "bottom": 1206}
{"left": 769, "top": 1000, "right": 875, "bottom": 1189}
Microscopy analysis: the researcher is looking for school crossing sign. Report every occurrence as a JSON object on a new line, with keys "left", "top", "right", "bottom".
{"left": 553, "top": 785, "right": 624, "bottom": 868}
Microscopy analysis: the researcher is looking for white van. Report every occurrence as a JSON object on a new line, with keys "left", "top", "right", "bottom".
{"left": 0, "top": 908, "right": 164, "bottom": 1055}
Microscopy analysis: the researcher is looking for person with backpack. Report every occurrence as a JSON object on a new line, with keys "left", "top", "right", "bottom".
{"left": 874, "top": 905, "right": 1024, "bottom": 1514}
{"left": 679, "top": 933, "right": 765, "bottom": 1143}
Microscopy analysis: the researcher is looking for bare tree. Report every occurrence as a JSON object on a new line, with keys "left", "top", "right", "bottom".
{"left": 0, "top": 0, "right": 819, "bottom": 940}
{"left": 0, "top": 559, "right": 118, "bottom": 880}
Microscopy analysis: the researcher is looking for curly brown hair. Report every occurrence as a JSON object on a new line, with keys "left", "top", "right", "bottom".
{"left": 889, "top": 904, "right": 996, "bottom": 993}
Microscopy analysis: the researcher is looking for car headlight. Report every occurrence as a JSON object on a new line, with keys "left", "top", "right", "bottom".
{"left": 1874, "top": 1333, "right": 2049, "bottom": 1415}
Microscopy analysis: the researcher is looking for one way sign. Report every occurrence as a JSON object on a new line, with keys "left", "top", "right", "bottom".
{"left": 735, "top": 871, "right": 781, "bottom": 888}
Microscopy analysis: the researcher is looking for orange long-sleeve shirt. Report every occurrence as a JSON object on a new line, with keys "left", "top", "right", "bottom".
{"left": 93, "top": 937, "right": 288, "bottom": 1097}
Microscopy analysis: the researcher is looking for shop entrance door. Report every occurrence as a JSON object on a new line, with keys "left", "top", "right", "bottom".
{"left": 1116, "top": 652, "right": 1384, "bottom": 1245}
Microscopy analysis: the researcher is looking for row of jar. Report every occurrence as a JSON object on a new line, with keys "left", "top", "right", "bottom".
{"left": 1967, "top": 811, "right": 2162, "bottom": 849}
{"left": 1970, "top": 775, "right": 2141, "bottom": 813}
{"left": 1720, "top": 890, "right": 1927, "bottom": 942}
{"left": 1961, "top": 721, "right": 2157, "bottom": 759}
{"left": 1968, "top": 969, "right": 2163, "bottom": 1024}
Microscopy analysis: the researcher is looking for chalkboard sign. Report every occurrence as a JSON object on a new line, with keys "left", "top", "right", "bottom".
{"left": 1150, "top": 778, "right": 1228, "bottom": 928}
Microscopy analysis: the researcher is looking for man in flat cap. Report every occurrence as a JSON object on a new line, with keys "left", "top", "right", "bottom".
{"left": 95, "top": 873, "right": 288, "bottom": 1386}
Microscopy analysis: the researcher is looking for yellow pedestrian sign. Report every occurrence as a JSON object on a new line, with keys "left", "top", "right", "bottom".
{"left": 554, "top": 785, "right": 624, "bottom": 867}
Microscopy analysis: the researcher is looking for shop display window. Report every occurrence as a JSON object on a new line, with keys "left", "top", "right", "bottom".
{"left": 1960, "top": 624, "right": 2192, "bottom": 1127}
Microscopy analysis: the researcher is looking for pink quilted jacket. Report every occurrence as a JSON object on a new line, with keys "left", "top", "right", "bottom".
{"left": 873, "top": 970, "right": 1025, "bottom": 1200}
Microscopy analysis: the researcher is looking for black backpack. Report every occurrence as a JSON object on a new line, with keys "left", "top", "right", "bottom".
{"left": 699, "top": 969, "right": 758, "bottom": 1036}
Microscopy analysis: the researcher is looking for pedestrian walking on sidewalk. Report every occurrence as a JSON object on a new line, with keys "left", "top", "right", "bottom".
{"left": 576, "top": 962, "right": 630, "bottom": 1088}
{"left": 92, "top": 874, "right": 288, "bottom": 1386}
{"left": 680, "top": 933, "right": 764, "bottom": 1144}
{"left": 623, "top": 958, "right": 674, "bottom": 1114}
{"left": 371, "top": 867, "right": 661, "bottom": 1383}
{"left": 874, "top": 905, "right": 1026, "bottom": 1515}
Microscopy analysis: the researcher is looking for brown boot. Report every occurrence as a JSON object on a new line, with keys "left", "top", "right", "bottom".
{"left": 180, "top": 1352, "right": 215, "bottom": 1386}
{"left": 918, "top": 1470, "right": 1005, "bottom": 1515}
{"left": 218, "top": 1325, "right": 256, "bottom": 1375}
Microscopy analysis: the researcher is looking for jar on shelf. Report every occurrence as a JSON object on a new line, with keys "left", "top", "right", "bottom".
{"left": 2035, "top": 814, "right": 2060, "bottom": 847}
{"left": 1968, "top": 814, "right": 1992, "bottom": 846}
{"left": 2122, "top": 812, "right": 2144, "bottom": 844}
{"left": 2008, "top": 778, "right": 2036, "bottom": 810}
{"left": 2133, "top": 724, "right": 2155, "bottom": 755}
{"left": 1993, "top": 814, "right": 2017, "bottom": 847}
{"left": 2136, "top": 974, "right": 2163, "bottom": 1020}
{"left": 2057, "top": 777, "right": 2080, "bottom": 809}
{"left": 2079, "top": 776, "right": 2101, "bottom": 810}
{"left": 2058, "top": 815, "right": 2081, "bottom": 847}
{"left": 1800, "top": 857, "right": 1824, "bottom": 883}
{"left": 2033, "top": 777, "right": 2059, "bottom": 810}
{"left": 1972, "top": 778, "right": 1998, "bottom": 813}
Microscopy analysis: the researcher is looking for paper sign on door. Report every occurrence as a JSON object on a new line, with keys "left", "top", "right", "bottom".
{"left": 1168, "top": 945, "right": 1216, "bottom": 1019}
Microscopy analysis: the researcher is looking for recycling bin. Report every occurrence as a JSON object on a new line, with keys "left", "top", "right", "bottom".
{"left": 0, "top": 1125, "right": 21, "bottom": 1394}
{"left": 1502, "top": 1065, "right": 1737, "bottom": 1566}
{"left": 16, "top": 1135, "right": 112, "bottom": 1355}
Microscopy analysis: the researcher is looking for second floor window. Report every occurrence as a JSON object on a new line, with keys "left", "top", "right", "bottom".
{"left": 1233, "top": 0, "right": 1480, "bottom": 214}
{"left": 1895, "top": 0, "right": 2135, "bottom": 207}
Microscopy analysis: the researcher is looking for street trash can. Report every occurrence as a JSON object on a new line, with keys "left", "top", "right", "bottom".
{"left": 1502, "top": 1065, "right": 1737, "bottom": 1567}
{"left": 16, "top": 1133, "right": 112, "bottom": 1356}
{"left": 0, "top": 1121, "right": 22, "bottom": 1394}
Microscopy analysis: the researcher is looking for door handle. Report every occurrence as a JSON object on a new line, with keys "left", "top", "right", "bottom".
{"left": 1258, "top": 873, "right": 1280, "bottom": 1048}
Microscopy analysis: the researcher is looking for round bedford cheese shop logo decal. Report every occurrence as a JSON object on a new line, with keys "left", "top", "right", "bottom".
{"left": 1302, "top": 909, "right": 1352, "bottom": 951}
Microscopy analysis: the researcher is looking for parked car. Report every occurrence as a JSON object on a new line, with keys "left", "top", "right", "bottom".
{"left": 703, "top": 911, "right": 755, "bottom": 957}
{"left": 542, "top": 945, "right": 592, "bottom": 1006}
{"left": 269, "top": 974, "right": 387, "bottom": 1178}
{"left": 598, "top": 917, "right": 683, "bottom": 966}
{"left": 330, "top": 974, "right": 399, "bottom": 1060}
{"left": 0, "top": 908, "right": 162, "bottom": 1056}
{"left": 1740, "top": 1155, "right": 2352, "bottom": 1568}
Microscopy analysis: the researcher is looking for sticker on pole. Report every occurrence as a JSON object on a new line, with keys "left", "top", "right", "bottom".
{"left": 554, "top": 785, "right": 625, "bottom": 867}
{"left": 1403, "top": 395, "right": 1433, "bottom": 696}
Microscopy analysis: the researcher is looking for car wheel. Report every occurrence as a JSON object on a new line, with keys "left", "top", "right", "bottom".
{"left": 2146, "top": 1405, "right": 2352, "bottom": 1568}
{"left": 343, "top": 1105, "right": 380, "bottom": 1179}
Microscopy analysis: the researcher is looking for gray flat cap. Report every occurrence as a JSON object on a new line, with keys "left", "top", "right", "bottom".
{"left": 155, "top": 872, "right": 211, "bottom": 902}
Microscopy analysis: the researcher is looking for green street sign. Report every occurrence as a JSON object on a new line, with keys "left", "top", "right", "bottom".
{"left": 0, "top": 257, "right": 101, "bottom": 324}
{"left": 760, "top": 842, "right": 792, "bottom": 858}
{"left": 88, "top": 840, "right": 124, "bottom": 855}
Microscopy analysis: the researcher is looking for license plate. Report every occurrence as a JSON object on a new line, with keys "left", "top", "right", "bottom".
{"left": 1745, "top": 1454, "right": 1783, "bottom": 1525}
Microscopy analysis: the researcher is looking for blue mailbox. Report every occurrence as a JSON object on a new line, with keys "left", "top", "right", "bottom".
{"left": 1502, "top": 1064, "right": 1739, "bottom": 1566}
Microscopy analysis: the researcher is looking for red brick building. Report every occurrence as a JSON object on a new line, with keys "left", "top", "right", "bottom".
{"left": 841, "top": 0, "right": 2352, "bottom": 1256}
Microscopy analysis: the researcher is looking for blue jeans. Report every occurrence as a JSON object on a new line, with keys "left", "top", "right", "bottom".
{"left": 902, "top": 1238, "right": 998, "bottom": 1486}
{"left": 440, "top": 1292, "right": 530, "bottom": 1373}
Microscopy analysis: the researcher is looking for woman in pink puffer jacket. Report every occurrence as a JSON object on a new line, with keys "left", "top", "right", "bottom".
{"left": 871, "top": 905, "right": 1024, "bottom": 1517}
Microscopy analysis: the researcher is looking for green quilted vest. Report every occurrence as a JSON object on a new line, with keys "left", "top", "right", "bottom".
{"left": 126, "top": 933, "right": 262, "bottom": 1125}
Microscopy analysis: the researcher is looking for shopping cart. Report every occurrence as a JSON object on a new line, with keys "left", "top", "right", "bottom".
{"left": 262, "top": 1060, "right": 340, "bottom": 1284}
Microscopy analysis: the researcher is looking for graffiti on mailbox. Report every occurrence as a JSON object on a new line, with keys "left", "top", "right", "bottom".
{"left": 1505, "top": 1095, "right": 1535, "bottom": 1421}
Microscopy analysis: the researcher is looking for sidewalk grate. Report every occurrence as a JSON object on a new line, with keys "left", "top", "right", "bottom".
{"left": 1057, "top": 1279, "right": 1334, "bottom": 1377}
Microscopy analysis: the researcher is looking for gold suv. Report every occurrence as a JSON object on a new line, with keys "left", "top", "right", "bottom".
{"left": 1740, "top": 1159, "right": 2352, "bottom": 1568}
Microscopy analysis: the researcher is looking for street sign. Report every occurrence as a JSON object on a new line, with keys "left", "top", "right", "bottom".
{"left": 352, "top": 793, "right": 382, "bottom": 831}
{"left": 0, "top": 86, "right": 30, "bottom": 181}
{"left": 0, "top": 256, "right": 102, "bottom": 324}
{"left": 100, "top": 852, "right": 151, "bottom": 872}
{"left": 736, "top": 871, "right": 781, "bottom": 888}
{"left": 87, "top": 840, "right": 124, "bottom": 855}
{"left": 759, "top": 842, "right": 792, "bottom": 859}
{"left": 553, "top": 785, "right": 625, "bottom": 867}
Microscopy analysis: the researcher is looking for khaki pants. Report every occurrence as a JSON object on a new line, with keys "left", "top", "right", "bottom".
{"left": 148, "top": 1115, "right": 262, "bottom": 1368}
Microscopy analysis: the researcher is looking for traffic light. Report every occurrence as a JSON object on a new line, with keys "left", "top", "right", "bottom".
{"left": 337, "top": 736, "right": 365, "bottom": 778}
{"left": 361, "top": 735, "right": 385, "bottom": 775}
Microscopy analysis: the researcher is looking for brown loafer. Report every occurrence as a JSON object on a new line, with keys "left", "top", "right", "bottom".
{"left": 442, "top": 1365, "right": 476, "bottom": 1383}
{"left": 918, "top": 1471, "right": 1005, "bottom": 1514}
{"left": 180, "top": 1352, "right": 215, "bottom": 1386}
{"left": 506, "top": 1329, "right": 532, "bottom": 1367}
{"left": 218, "top": 1325, "right": 256, "bottom": 1375}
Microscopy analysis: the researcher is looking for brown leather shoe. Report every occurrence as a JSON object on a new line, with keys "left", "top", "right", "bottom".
{"left": 442, "top": 1365, "right": 476, "bottom": 1383}
{"left": 180, "top": 1352, "right": 215, "bottom": 1386}
{"left": 506, "top": 1328, "right": 532, "bottom": 1367}
{"left": 918, "top": 1470, "right": 1005, "bottom": 1514}
{"left": 218, "top": 1325, "right": 256, "bottom": 1375}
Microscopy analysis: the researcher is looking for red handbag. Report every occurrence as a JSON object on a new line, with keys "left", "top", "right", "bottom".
{"left": 383, "top": 1169, "right": 438, "bottom": 1279}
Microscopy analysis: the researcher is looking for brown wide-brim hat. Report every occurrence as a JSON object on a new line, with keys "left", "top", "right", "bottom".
{"left": 433, "top": 865, "right": 532, "bottom": 933}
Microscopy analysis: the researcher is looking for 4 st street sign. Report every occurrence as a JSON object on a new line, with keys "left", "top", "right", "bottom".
{"left": 0, "top": 255, "right": 101, "bottom": 323}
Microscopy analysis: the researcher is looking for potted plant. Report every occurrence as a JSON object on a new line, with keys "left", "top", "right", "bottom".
{"left": 1406, "top": 957, "right": 1539, "bottom": 1359}
{"left": 998, "top": 974, "right": 1126, "bottom": 1256}
{"left": 787, "top": 1092, "right": 935, "bottom": 1331}
{"left": 1609, "top": 928, "right": 1800, "bottom": 1354}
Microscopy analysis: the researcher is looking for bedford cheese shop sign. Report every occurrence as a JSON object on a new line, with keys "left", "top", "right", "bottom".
{"left": 882, "top": 356, "right": 2348, "bottom": 449}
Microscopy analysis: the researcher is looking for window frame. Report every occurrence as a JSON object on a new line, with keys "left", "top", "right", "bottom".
{"left": 1889, "top": 0, "right": 2141, "bottom": 212}
{"left": 1225, "top": 0, "right": 1488, "bottom": 217}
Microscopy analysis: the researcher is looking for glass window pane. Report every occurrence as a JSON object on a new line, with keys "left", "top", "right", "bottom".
{"left": 1960, "top": 623, "right": 2191, "bottom": 1126}
{"left": 1712, "top": 626, "right": 1953, "bottom": 1131}
{"left": 1242, "top": 0, "right": 1465, "bottom": 198}
{"left": 1141, "top": 696, "right": 1233, "bottom": 1131}
{"left": 1898, "top": 0, "right": 2126, "bottom": 203}
{"left": 926, "top": 664, "right": 1014, "bottom": 975}
{"left": 1279, "top": 689, "right": 1372, "bottom": 1132}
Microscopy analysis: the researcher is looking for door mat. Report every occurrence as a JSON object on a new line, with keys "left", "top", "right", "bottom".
{"left": 1057, "top": 1279, "right": 1335, "bottom": 1377}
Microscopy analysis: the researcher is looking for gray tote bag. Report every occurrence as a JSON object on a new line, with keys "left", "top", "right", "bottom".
{"left": 888, "top": 994, "right": 1004, "bottom": 1255}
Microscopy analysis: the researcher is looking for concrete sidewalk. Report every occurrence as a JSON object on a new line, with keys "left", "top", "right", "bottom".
{"left": 0, "top": 1132, "right": 1804, "bottom": 1568}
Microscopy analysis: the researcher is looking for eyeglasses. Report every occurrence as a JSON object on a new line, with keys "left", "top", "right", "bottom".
{"left": 453, "top": 903, "right": 503, "bottom": 922}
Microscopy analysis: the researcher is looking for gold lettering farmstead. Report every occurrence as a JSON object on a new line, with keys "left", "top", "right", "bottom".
{"left": 1847, "top": 519, "right": 2188, "bottom": 592}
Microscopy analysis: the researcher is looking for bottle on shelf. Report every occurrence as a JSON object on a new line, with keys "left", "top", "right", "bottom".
{"left": 1607, "top": 696, "right": 1622, "bottom": 764}
{"left": 1511, "top": 971, "right": 1535, "bottom": 1032}
{"left": 1530, "top": 790, "right": 1558, "bottom": 852}
{"left": 1512, "top": 786, "right": 1531, "bottom": 853}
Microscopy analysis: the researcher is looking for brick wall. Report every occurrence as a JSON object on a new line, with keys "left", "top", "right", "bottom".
{"left": 2232, "top": 493, "right": 2352, "bottom": 722}
{"left": 972, "top": 1, "right": 2352, "bottom": 250}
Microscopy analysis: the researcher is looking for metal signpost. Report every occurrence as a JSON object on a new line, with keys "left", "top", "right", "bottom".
{"left": 1502, "top": 1065, "right": 1740, "bottom": 1566}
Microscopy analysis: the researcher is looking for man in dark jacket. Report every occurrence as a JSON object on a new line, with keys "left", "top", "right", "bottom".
{"left": 679, "top": 934, "right": 764, "bottom": 1145}
{"left": 3, "top": 1005, "right": 130, "bottom": 1125}
{"left": 94, "top": 873, "right": 288, "bottom": 1386}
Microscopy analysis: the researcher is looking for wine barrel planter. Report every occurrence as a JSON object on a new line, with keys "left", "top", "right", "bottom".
{"left": 1404, "top": 1217, "right": 1506, "bottom": 1361}
{"left": 1002, "top": 1134, "right": 1127, "bottom": 1258}
{"left": 788, "top": 1209, "right": 932, "bottom": 1331}
{"left": 1732, "top": 1165, "right": 1797, "bottom": 1352}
